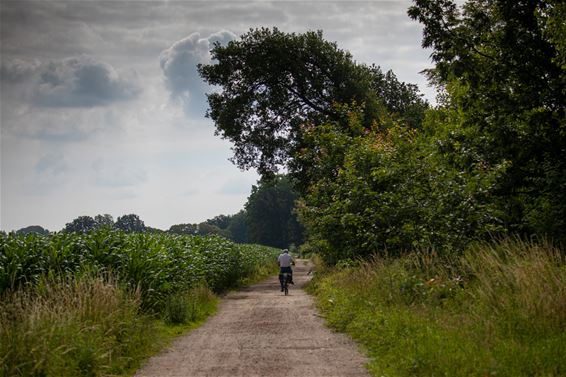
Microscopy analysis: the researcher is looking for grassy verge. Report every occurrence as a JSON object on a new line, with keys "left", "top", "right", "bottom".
{"left": 1, "top": 275, "right": 157, "bottom": 376}
{"left": 237, "top": 262, "right": 280, "bottom": 287}
{"left": 0, "top": 275, "right": 217, "bottom": 377}
{"left": 0, "top": 237, "right": 279, "bottom": 377}
{"left": 307, "top": 238, "right": 566, "bottom": 376}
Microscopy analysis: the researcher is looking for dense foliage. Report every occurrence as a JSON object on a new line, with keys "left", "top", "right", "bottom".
{"left": 408, "top": 0, "right": 566, "bottom": 243}
{"left": 114, "top": 213, "right": 146, "bottom": 233}
{"left": 0, "top": 229, "right": 279, "bottom": 309}
{"left": 245, "top": 175, "right": 304, "bottom": 249}
{"left": 62, "top": 214, "right": 158, "bottom": 235}
{"left": 297, "top": 106, "right": 506, "bottom": 261}
{"left": 64, "top": 215, "right": 100, "bottom": 233}
{"left": 198, "top": 27, "right": 427, "bottom": 178}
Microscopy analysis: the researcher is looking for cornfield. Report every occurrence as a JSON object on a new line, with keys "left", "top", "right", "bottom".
{"left": 0, "top": 229, "right": 280, "bottom": 309}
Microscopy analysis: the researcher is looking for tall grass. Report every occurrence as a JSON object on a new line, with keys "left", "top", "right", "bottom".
{"left": 0, "top": 230, "right": 279, "bottom": 376}
{"left": 163, "top": 286, "right": 217, "bottom": 325}
{"left": 0, "top": 275, "right": 160, "bottom": 377}
{"left": 463, "top": 239, "right": 566, "bottom": 335}
{"left": 308, "top": 238, "right": 566, "bottom": 376}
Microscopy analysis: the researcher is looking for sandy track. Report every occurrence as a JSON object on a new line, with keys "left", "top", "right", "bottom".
{"left": 134, "top": 260, "right": 370, "bottom": 377}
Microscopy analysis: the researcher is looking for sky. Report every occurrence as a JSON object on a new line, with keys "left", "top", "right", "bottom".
{"left": 0, "top": 0, "right": 436, "bottom": 232}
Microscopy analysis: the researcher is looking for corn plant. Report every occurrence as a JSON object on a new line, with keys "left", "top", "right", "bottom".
{"left": 0, "top": 230, "right": 279, "bottom": 310}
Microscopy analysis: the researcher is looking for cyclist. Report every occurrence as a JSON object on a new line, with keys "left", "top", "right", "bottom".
{"left": 278, "top": 249, "right": 294, "bottom": 291}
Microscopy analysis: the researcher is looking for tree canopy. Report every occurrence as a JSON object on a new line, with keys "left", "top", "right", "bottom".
{"left": 63, "top": 214, "right": 114, "bottom": 233}
{"left": 409, "top": 0, "right": 566, "bottom": 241}
{"left": 64, "top": 216, "right": 99, "bottom": 233}
{"left": 113, "top": 214, "right": 146, "bottom": 233}
{"left": 198, "top": 27, "right": 428, "bottom": 178}
{"left": 168, "top": 223, "right": 198, "bottom": 235}
{"left": 245, "top": 175, "right": 304, "bottom": 249}
{"left": 16, "top": 225, "right": 50, "bottom": 235}
{"left": 226, "top": 211, "right": 249, "bottom": 244}
{"left": 94, "top": 214, "right": 114, "bottom": 229}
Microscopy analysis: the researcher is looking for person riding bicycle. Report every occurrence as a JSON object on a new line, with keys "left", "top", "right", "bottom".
{"left": 278, "top": 249, "right": 294, "bottom": 290}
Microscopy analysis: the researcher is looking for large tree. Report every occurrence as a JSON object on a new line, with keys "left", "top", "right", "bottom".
{"left": 113, "top": 214, "right": 146, "bottom": 233}
{"left": 409, "top": 0, "right": 566, "bottom": 241}
{"left": 64, "top": 216, "right": 98, "bottom": 233}
{"left": 198, "top": 28, "right": 427, "bottom": 179}
{"left": 168, "top": 223, "right": 198, "bottom": 235}
{"left": 94, "top": 214, "right": 114, "bottom": 229}
{"left": 16, "top": 225, "right": 50, "bottom": 235}
{"left": 226, "top": 210, "right": 249, "bottom": 244}
{"left": 245, "top": 175, "right": 304, "bottom": 249}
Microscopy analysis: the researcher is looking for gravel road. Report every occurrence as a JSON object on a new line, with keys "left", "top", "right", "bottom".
{"left": 134, "top": 259, "right": 371, "bottom": 377}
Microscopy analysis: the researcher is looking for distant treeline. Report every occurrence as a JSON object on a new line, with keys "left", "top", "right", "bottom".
{"left": 11, "top": 176, "right": 304, "bottom": 250}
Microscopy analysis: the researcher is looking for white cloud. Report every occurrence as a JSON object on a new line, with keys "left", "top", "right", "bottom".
{"left": 208, "top": 29, "right": 239, "bottom": 47}
{"left": 159, "top": 30, "right": 237, "bottom": 114}
{"left": 31, "top": 55, "right": 140, "bottom": 108}
{"left": 160, "top": 33, "right": 210, "bottom": 94}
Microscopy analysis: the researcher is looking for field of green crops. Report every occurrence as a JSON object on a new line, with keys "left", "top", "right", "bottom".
{"left": 0, "top": 230, "right": 280, "bottom": 376}
{"left": 0, "top": 229, "right": 279, "bottom": 307}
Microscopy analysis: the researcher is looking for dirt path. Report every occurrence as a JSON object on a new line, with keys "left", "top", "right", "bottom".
{"left": 134, "top": 260, "right": 371, "bottom": 377}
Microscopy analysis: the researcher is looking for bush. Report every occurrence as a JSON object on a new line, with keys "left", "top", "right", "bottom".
{"left": 297, "top": 109, "right": 507, "bottom": 263}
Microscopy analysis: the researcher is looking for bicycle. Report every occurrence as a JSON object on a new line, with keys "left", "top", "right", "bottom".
{"left": 279, "top": 272, "right": 292, "bottom": 295}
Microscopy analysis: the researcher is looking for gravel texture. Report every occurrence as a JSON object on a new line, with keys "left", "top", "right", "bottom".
{"left": 134, "top": 259, "right": 371, "bottom": 377}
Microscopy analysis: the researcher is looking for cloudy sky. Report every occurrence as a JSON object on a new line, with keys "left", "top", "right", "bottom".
{"left": 0, "top": 0, "right": 435, "bottom": 232}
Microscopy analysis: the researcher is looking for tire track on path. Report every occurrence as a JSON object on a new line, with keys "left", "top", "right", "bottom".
{"left": 134, "top": 259, "right": 370, "bottom": 377}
